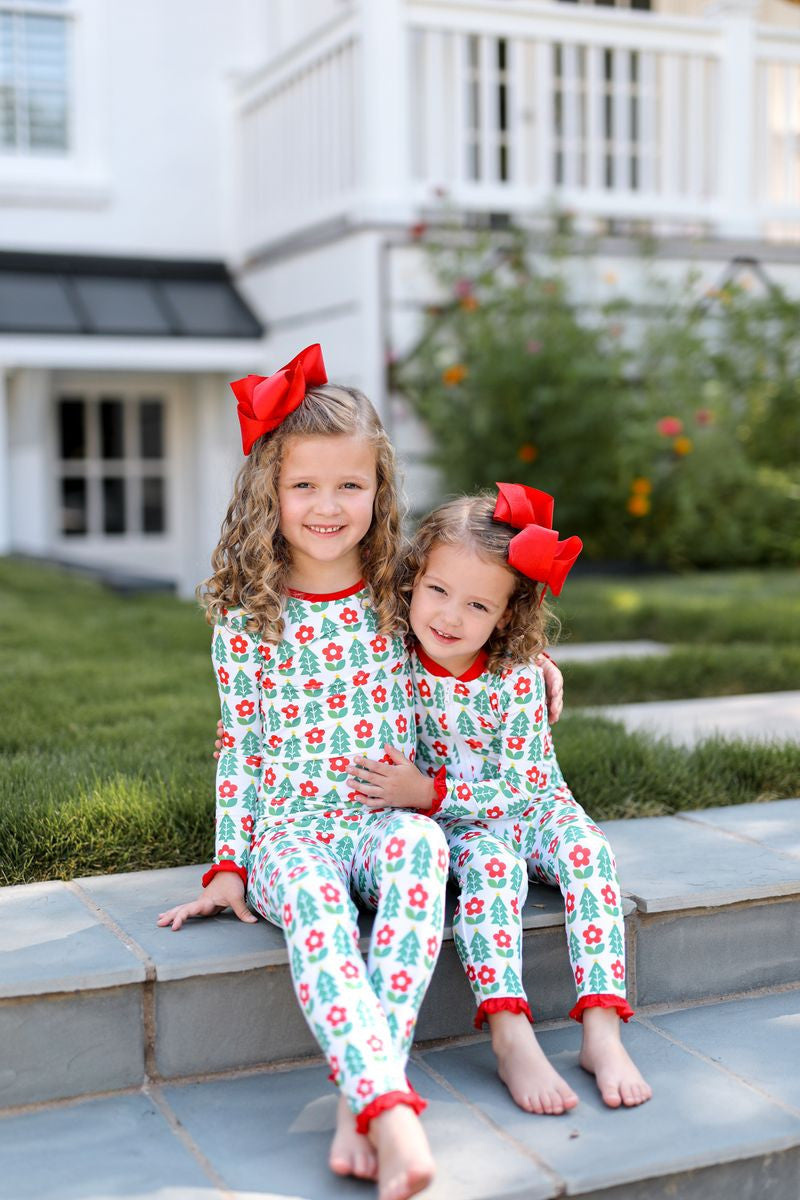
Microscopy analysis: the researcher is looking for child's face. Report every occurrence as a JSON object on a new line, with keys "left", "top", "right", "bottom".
{"left": 410, "top": 541, "right": 515, "bottom": 675}
{"left": 278, "top": 434, "right": 377, "bottom": 581}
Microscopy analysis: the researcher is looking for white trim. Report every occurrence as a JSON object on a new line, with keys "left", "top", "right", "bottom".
{"left": 0, "top": 336, "right": 267, "bottom": 371}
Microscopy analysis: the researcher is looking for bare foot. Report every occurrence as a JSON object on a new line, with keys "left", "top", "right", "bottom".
{"left": 489, "top": 1010, "right": 578, "bottom": 1115}
{"left": 579, "top": 1006, "right": 653, "bottom": 1108}
{"left": 329, "top": 1095, "right": 378, "bottom": 1180}
{"left": 368, "top": 1104, "right": 435, "bottom": 1200}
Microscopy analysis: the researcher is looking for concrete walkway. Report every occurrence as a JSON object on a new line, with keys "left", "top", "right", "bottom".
{"left": 552, "top": 640, "right": 670, "bottom": 663}
{"left": 585, "top": 690, "right": 800, "bottom": 747}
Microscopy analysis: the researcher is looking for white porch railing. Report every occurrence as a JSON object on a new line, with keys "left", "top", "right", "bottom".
{"left": 233, "top": 0, "right": 800, "bottom": 256}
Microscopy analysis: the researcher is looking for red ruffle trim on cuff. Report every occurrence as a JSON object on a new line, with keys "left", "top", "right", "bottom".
{"left": 569, "top": 994, "right": 634, "bottom": 1023}
{"left": 201, "top": 861, "right": 248, "bottom": 889}
{"left": 474, "top": 997, "right": 533, "bottom": 1030}
{"left": 427, "top": 767, "right": 449, "bottom": 816}
{"left": 355, "top": 1088, "right": 427, "bottom": 1136}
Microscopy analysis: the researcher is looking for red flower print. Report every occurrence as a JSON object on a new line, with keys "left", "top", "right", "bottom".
{"left": 602, "top": 886, "right": 617, "bottom": 906}
{"left": 218, "top": 843, "right": 235, "bottom": 859}
{"left": 454, "top": 682, "right": 470, "bottom": 698}
{"left": 328, "top": 694, "right": 345, "bottom": 710}
{"left": 456, "top": 784, "right": 472, "bottom": 801}
{"left": 432, "top": 740, "right": 448, "bottom": 757}
{"left": 257, "top": 644, "right": 271, "bottom": 660}
{"left": 341, "top": 607, "right": 359, "bottom": 625}
{"left": 316, "top": 831, "right": 334, "bottom": 844}
{"left": 241, "top": 815, "right": 254, "bottom": 833}
{"left": 326, "top": 1005, "right": 347, "bottom": 1028}
{"left": 353, "top": 671, "right": 369, "bottom": 686}
{"left": 583, "top": 924, "right": 603, "bottom": 946}
{"left": 320, "top": 883, "right": 340, "bottom": 903}
{"left": 295, "top": 625, "right": 314, "bottom": 644}
{"left": 511, "top": 897, "right": 519, "bottom": 915}
{"left": 354, "top": 720, "right": 374, "bottom": 739}
{"left": 515, "top": 678, "right": 531, "bottom": 696}
{"left": 418, "top": 680, "right": 431, "bottom": 699}
{"left": 268, "top": 734, "right": 283, "bottom": 749}
{"left": 395, "top": 715, "right": 408, "bottom": 734}
{"left": 486, "top": 858, "right": 507, "bottom": 880}
{"left": 390, "top": 969, "right": 412, "bottom": 992}
{"left": 575, "top": 966, "right": 585, "bottom": 986}
{"left": 371, "top": 686, "right": 387, "bottom": 704}
{"left": 298, "top": 982, "right": 310, "bottom": 1004}
{"left": 405, "top": 680, "right": 413, "bottom": 699}
{"left": 539, "top": 772, "right": 549, "bottom": 789}
{"left": 230, "top": 636, "right": 248, "bottom": 655}
{"left": 466, "top": 965, "right": 477, "bottom": 982}
{"left": 278, "top": 656, "right": 294, "bottom": 671}
{"left": 375, "top": 924, "right": 395, "bottom": 946}
{"left": 329, "top": 756, "right": 349, "bottom": 772}
{"left": 305, "top": 727, "right": 324, "bottom": 745}
{"left": 245, "top": 755, "right": 262, "bottom": 769}
{"left": 465, "top": 738, "right": 484, "bottom": 751}
{"left": 438, "top": 714, "right": 449, "bottom": 732}
{"left": 526, "top": 766, "right": 540, "bottom": 785}
{"left": 437, "top": 848, "right": 448, "bottom": 872}
{"left": 457, "top": 850, "right": 470, "bottom": 869}
{"left": 305, "top": 929, "right": 325, "bottom": 953}
{"left": 407, "top": 883, "right": 429, "bottom": 909}
{"left": 493, "top": 930, "right": 512, "bottom": 949}
{"left": 370, "top": 636, "right": 387, "bottom": 652}
{"left": 367, "top": 1035, "right": 384, "bottom": 1053}
{"left": 235, "top": 700, "right": 255, "bottom": 719}
{"left": 340, "top": 960, "right": 359, "bottom": 980}
{"left": 534, "top": 704, "right": 544, "bottom": 724}
{"left": 565, "top": 891, "right": 575, "bottom": 914}
{"left": 386, "top": 837, "right": 405, "bottom": 860}
{"left": 548, "top": 837, "right": 559, "bottom": 856}
{"left": 261, "top": 676, "right": 275, "bottom": 691}
{"left": 356, "top": 1078, "right": 374, "bottom": 1098}
{"left": 221, "top": 731, "right": 235, "bottom": 749}
{"left": 263, "top": 767, "right": 276, "bottom": 786}
{"left": 427, "top": 936, "right": 439, "bottom": 958}
{"left": 464, "top": 897, "right": 484, "bottom": 916}
{"left": 306, "top": 678, "right": 323, "bottom": 691}
{"left": 299, "top": 781, "right": 319, "bottom": 797}
{"left": 218, "top": 781, "right": 237, "bottom": 799}
{"left": 486, "top": 806, "right": 503, "bottom": 820}
{"left": 282, "top": 903, "right": 292, "bottom": 924}
{"left": 282, "top": 704, "right": 299, "bottom": 720}
{"left": 217, "top": 667, "right": 230, "bottom": 686}
{"left": 477, "top": 966, "right": 496, "bottom": 986}
{"left": 322, "top": 643, "right": 343, "bottom": 662}
{"left": 569, "top": 845, "right": 591, "bottom": 869}
{"left": 506, "top": 736, "right": 525, "bottom": 751}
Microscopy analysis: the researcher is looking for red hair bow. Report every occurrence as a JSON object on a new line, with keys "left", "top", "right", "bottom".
{"left": 493, "top": 481, "right": 582, "bottom": 597}
{"left": 230, "top": 343, "right": 328, "bottom": 455}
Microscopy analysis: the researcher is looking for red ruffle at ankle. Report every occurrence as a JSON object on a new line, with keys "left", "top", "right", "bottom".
{"left": 474, "top": 996, "right": 533, "bottom": 1030}
{"left": 569, "top": 994, "right": 634, "bottom": 1023}
{"left": 355, "top": 1087, "right": 427, "bottom": 1135}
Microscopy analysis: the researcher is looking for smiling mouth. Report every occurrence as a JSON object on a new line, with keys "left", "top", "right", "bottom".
{"left": 431, "top": 626, "right": 460, "bottom": 643}
{"left": 305, "top": 524, "right": 345, "bottom": 536}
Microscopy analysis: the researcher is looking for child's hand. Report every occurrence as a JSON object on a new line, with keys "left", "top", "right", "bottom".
{"left": 213, "top": 718, "right": 225, "bottom": 760}
{"left": 156, "top": 872, "right": 258, "bottom": 931}
{"left": 348, "top": 745, "right": 437, "bottom": 811}
{"left": 537, "top": 653, "right": 564, "bottom": 724}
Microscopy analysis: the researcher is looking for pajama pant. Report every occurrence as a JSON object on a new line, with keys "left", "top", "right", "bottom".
{"left": 247, "top": 808, "right": 449, "bottom": 1131}
{"left": 444, "top": 789, "right": 633, "bottom": 1028}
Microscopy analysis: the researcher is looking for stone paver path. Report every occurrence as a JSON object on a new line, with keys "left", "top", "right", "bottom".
{"left": 585, "top": 689, "right": 800, "bottom": 747}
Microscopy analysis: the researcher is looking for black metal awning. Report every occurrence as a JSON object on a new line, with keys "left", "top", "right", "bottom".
{"left": 0, "top": 251, "right": 264, "bottom": 338}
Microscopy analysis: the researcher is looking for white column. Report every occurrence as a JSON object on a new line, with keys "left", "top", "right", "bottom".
{"left": 356, "top": 0, "right": 414, "bottom": 223}
{"left": 706, "top": 0, "right": 760, "bottom": 238}
{"left": 0, "top": 369, "right": 9, "bottom": 553}
{"left": 9, "top": 369, "right": 51, "bottom": 554}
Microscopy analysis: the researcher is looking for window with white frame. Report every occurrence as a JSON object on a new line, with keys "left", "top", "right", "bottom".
{"left": 57, "top": 393, "right": 168, "bottom": 538}
{"left": 0, "top": 0, "right": 70, "bottom": 154}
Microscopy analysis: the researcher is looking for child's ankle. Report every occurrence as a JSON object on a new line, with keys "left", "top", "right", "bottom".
{"left": 488, "top": 1008, "right": 533, "bottom": 1049}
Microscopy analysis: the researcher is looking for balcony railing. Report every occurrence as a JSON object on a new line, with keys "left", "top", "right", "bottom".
{"left": 232, "top": 0, "right": 800, "bottom": 255}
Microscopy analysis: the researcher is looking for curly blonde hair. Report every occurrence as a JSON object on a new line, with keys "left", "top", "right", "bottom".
{"left": 404, "top": 493, "right": 560, "bottom": 672}
{"left": 199, "top": 384, "right": 408, "bottom": 641}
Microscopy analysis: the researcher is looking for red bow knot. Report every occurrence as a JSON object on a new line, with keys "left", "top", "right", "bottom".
{"left": 493, "top": 481, "right": 582, "bottom": 597}
{"left": 230, "top": 343, "right": 328, "bottom": 454}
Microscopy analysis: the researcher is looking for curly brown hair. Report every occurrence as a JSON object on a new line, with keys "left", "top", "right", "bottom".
{"left": 199, "top": 384, "right": 408, "bottom": 641}
{"left": 404, "top": 493, "right": 560, "bottom": 672}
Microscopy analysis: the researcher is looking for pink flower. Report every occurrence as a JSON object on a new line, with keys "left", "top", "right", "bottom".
{"left": 583, "top": 924, "right": 603, "bottom": 946}
{"left": 612, "top": 959, "right": 625, "bottom": 979}
{"left": 486, "top": 858, "right": 506, "bottom": 880}
{"left": 326, "top": 1005, "right": 348, "bottom": 1028}
{"left": 305, "top": 929, "right": 324, "bottom": 952}
{"left": 657, "top": 416, "right": 683, "bottom": 437}
{"left": 407, "top": 883, "right": 429, "bottom": 908}
{"left": 569, "top": 845, "right": 591, "bottom": 869}
{"left": 386, "top": 837, "right": 405, "bottom": 861}
{"left": 390, "top": 969, "right": 412, "bottom": 992}
{"left": 218, "top": 781, "right": 237, "bottom": 799}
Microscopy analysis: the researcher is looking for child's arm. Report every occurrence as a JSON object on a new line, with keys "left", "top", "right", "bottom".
{"left": 537, "top": 652, "right": 564, "bottom": 724}
{"left": 349, "top": 744, "right": 438, "bottom": 811}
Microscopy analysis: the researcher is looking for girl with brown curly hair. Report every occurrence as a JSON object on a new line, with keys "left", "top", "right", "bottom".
{"left": 158, "top": 345, "right": 451, "bottom": 1200}
{"left": 351, "top": 485, "right": 652, "bottom": 1119}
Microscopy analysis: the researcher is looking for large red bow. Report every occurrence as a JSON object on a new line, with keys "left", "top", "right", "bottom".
{"left": 493, "top": 481, "right": 582, "bottom": 597}
{"left": 230, "top": 343, "right": 328, "bottom": 454}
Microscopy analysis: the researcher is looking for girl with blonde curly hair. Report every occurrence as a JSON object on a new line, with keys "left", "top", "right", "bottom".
{"left": 159, "top": 345, "right": 451, "bottom": 1200}
{"left": 351, "top": 485, "right": 652, "bottom": 1118}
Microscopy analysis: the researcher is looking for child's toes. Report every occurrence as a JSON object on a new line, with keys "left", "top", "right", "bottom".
{"left": 601, "top": 1080, "right": 623, "bottom": 1108}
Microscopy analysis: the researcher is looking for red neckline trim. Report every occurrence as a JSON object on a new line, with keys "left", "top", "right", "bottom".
{"left": 414, "top": 642, "right": 488, "bottom": 682}
{"left": 286, "top": 579, "right": 365, "bottom": 601}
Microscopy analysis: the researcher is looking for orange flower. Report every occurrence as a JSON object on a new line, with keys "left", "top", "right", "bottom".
{"left": 631, "top": 477, "right": 652, "bottom": 496}
{"left": 460, "top": 295, "right": 479, "bottom": 312}
{"left": 673, "top": 436, "right": 693, "bottom": 456}
{"left": 517, "top": 443, "right": 538, "bottom": 463}
{"left": 442, "top": 364, "right": 467, "bottom": 387}
{"left": 627, "top": 494, "right": 650, "bottom": 517}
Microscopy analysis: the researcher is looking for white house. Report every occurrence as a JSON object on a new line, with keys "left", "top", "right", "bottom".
{"left": 1, "top": 0, "right": 799, "bottom": 596}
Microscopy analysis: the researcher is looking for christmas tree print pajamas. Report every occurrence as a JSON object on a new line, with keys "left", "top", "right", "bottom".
{"left": 412, "top": 645, "right": 633, "bottom": 1029}
{"left": 206, "top": 587, "right": 449, "bottom": 1130}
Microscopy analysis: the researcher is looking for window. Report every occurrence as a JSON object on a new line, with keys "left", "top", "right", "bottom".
{"left": 57, "top": 394, "right": 168, "bottom": 537}
{"left": 0, "top": 1, "right": 70, "bottom": 154}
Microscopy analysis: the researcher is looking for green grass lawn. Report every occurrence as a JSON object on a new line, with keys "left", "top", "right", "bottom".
{"left": 2, "top": 558, "right": 798, "bottom": 885}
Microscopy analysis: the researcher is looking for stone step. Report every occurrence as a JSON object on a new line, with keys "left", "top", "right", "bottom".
{"left": 1, "top": 988, "right": 799, "bottom": 1200}
{"left": 585, "top": 690, "right": 800, "bottom": 746}
{"left": 553, "top": 639, "right": 670, "bottom": 663}
{"left": 2, "top": 800, "right": 799, "bottom": 1111}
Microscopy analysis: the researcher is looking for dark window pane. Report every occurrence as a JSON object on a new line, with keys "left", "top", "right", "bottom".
{"left": 61, "top": 477, "right": 86, "bottom": 536}
{"left": 58, "top": 398, "right": 85, "bottom": 459}
{"left": 100, "top": 399, "right": 124, "bottom": 459}
{"left": 142, "top": 476, "right": 165, "bottom": 533}
{"left": 159, "top": 280, "right": 262, "bottom": 337}
{"left": 102, "top": 477, "right": 125, "bottom": 534}
{"left": 73, "top": 277, "right": 170, "bottom": 335}
{"left": 139, "top": 400, "right": 164, "bottom": 459}
{"left": 0, "top": 272, "right": 80, "bottom": 332}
